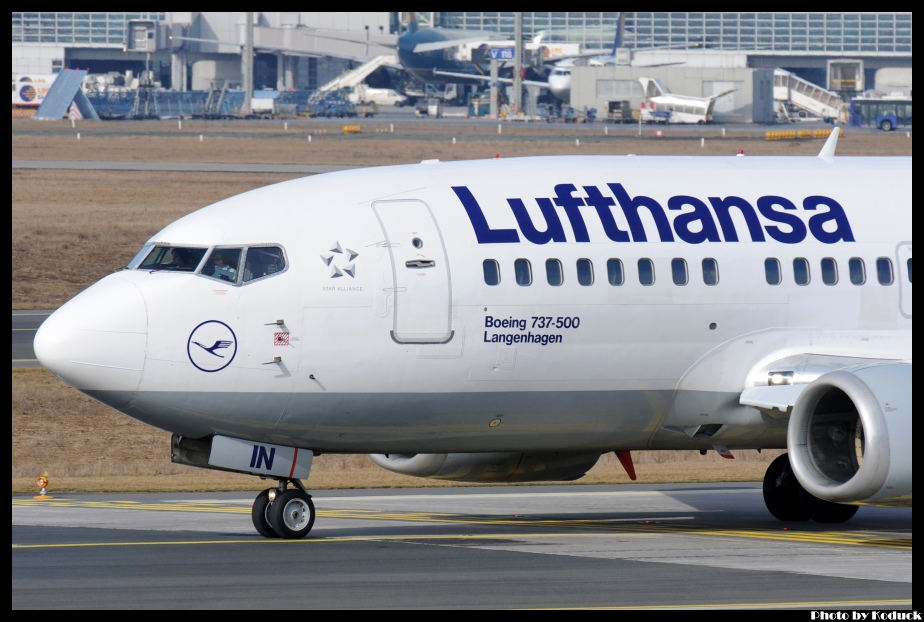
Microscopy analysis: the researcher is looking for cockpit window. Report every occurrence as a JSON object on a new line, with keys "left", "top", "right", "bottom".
{"left": 130, "top": 243, "right": 286, "bottom": 284}
{"left": 126, "top": 244, "right": 154, "bottom": 270}
{"left": 137, "top": 246, "right": 207, "bottom": 272}
{"left": 243, "top": 246, "right": 286, "bottom": 283}
{"left": 201, "top": 248, "right": 242, "bottom": 283}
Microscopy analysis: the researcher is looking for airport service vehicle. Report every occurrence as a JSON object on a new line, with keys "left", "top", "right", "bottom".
{"left": 349, "top": 85, "right": 407, "bottom": 107}
{"left": 12, "top": 74, "right": 57, "bottom": 108}
{"left": 849, "top": 95, "right": 912, "bottom": 131}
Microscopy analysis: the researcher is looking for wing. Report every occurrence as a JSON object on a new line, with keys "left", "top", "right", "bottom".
{"left": 432, "top": 69, "right": 550, "bottom": 89}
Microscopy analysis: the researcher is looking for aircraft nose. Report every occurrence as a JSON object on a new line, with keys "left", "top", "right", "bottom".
{"left": 34, "top": 275, "right": 147, "bottom": 406}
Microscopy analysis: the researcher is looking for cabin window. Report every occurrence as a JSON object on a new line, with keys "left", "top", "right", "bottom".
{"left": 765, "top": 258, "right": 781, "bottom": 285}
{"left": 576, "top": 258, "right": 594, "bottom": 286}
{"left": 876, "top": 257, "right": 894, "bottom": 285}
{"left": 702, "top": 258, "right": 718, "bottom": 285}
{"left": 848, "top": 257, "right": 866, "bottom": 285}
{"left": 546, "top": 259, "right": 563, "bottom": 286}
{"left": 514, "top": 258, "right": 532, "bottom": 286}
{"left": 638, "top": 258, "right": 655, "bottom": 286}
{"left": 907, "top": 258, "right": 912, "bottom": 284}
{"left": 671, "top": 258, "right": 688, "bottom": 285}
{"left": 243, "top": 246, "right": 286, "bottom": 283}
{"left": 607, "top": 259, "right": 624, "bottom": 286}
{"left": 483, "top": 259, "right": 500, "bottom": 286}
{"left": 136, "top": 245, "right": 207, "bottom": 272}
{"left": 793, "top": 258, "right": 810, "bottom": 285}
{"left": 202, "top": 248, "right": 242, "bottom": 283}
{"left": 821, "top": 258, "right": 838, "bottom": 285}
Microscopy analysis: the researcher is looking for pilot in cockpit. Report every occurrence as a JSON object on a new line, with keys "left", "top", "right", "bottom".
{"left": 209, "top": 252, "right": 238, "bottom": 282}
{"left": 168, "top": 248, "right": 192, "bottom": 269}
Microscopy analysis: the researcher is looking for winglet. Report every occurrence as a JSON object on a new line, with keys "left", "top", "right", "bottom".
{"left": 817, "top": 127, "right": 841, "bottom": 162}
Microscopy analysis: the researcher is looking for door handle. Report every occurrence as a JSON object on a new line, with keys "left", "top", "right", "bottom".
{"left": 405, "top": 259, "right": 435, "bottom": 269}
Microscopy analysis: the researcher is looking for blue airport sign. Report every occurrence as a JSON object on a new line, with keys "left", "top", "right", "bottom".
{"left": 489, "top": 48, "right": 515, "bottom": 61}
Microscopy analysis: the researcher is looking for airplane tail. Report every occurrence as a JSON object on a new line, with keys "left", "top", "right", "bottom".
{"left": 612, "top": 13, "right": 625, "bottom": 53}
{"left": 406, "top": 12, "right": 418, "bottom": 34}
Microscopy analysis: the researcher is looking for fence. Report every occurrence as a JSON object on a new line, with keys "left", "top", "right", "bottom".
{"left": 84, "top": 89, "right": 317, "bottom": 120}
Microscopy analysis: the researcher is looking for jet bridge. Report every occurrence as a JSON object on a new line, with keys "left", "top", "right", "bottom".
{"left": 774, "top": 69, "right": 846, "bottom": 123}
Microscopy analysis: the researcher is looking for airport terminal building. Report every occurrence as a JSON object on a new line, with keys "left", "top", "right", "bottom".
{"left": 11, "top": 12, "right": 912, "bottom": 122}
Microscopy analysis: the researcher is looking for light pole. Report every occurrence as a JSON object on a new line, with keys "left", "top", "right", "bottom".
{"left": 242, "top": 11, "right": 253, "bottom": 117}
{"left": 513, "top": 12, "right": 522, "bottom": 116}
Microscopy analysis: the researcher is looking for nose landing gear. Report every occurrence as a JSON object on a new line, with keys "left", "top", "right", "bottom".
{"left": 251, "top": 479, "right": 316, "bottom": 539}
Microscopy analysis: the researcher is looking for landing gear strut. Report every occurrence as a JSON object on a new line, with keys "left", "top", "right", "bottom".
{"left": 762, "top": 454, "right": 858, "bottom": 523}
{"left": 251, "top": 479, "right": 316, "bottom": 539}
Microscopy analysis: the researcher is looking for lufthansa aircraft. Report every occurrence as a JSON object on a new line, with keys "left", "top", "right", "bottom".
{"left": 34, "top": 130, "right": 911, "bottom": 539}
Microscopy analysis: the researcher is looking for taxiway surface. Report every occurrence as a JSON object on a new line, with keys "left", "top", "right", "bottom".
{"left": 13, "top": 483, "right": 912, "bottom": 609}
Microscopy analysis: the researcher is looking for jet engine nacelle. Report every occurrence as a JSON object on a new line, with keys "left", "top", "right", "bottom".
{"left": 788, "top": 363, "right": 912, "bottom": 506}
{"left": 368, "top": 451, "right": 602, "bottom": 483}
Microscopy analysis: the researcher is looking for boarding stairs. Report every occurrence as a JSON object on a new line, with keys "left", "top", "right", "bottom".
{"left": 774, "top": 69, "right": 846, "bottom": 122}
{"left": 307, "top": 55, "right": 399, "bottom": 107}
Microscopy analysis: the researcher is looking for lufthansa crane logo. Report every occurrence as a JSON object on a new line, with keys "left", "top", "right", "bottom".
{"left": 320, "top": 241, "right": 359, "bottom": 278}
{"left": 187, "top": 320, "right": 237, "bottom": 372}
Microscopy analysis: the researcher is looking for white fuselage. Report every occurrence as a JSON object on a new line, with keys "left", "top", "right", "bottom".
{"left": 547, "top": 63, "right": 573, "bottom": 101}
{"left": 35, "top": 155, "right": 912, "bottom": 456}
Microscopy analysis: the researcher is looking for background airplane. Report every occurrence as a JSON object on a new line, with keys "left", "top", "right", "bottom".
{"left": 343, "top": 14, "right": 556, "bottom": 104}
{"left": 545, "top": 14, "right": 627, "bottom": 102}
{"left": 172, "top": 12, "right": 619, "bottom": 106}
{"left": 168, "top": 13, "right": 522, "bottom": 105}
{"left": 34, "top": 130, "right": 912, "bottom": 539}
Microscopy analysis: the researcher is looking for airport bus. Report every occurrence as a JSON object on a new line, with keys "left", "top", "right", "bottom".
{"left": 848, "top": 95, "right": 912, "bottom": 131}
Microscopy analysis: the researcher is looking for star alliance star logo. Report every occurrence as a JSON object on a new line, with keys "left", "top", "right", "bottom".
{"left": 320, "top": 241, "right": 358, "bottom": 278}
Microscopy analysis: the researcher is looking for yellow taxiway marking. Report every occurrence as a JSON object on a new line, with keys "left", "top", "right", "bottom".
{"left": 13, "top": 497, "right": 910, "bottom": 550}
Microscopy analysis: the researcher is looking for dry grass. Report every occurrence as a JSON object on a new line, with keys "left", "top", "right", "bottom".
{"left": 11, "top": 118, "right": 908, "bottom": 493}
{"left": 12, "top": 169, "right": 295, "bottom": 308}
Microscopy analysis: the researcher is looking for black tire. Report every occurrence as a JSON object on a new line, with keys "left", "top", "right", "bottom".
{"left": 269, "top": 489, "right": 316, "bottom": 539}
{"left": 762, "top": 454, "right": 811, "bottom": 521}
{"left": 880, "top": 119, "right": 894, "bottom": 131}
{"left": 251, "top": 488, "right": 280, "bottom": 538}
{"left": 799, "top": 489, "right": 860, "bottom": 523}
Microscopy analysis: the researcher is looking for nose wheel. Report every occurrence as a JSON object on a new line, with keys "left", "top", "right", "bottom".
{"left": 251, "top": 488, "right": 280, "bottom": 538}
{"left": 271, "top": 489, "right": 316, "bottom": 538}
{"left": 251, "top": 480, "right": 316, "bottom": 539}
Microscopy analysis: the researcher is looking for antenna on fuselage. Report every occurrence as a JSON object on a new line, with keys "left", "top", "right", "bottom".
{"left": 817, "top": 127, "right": 841, "bottom": 162}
